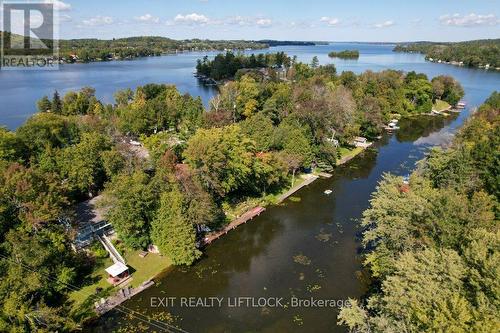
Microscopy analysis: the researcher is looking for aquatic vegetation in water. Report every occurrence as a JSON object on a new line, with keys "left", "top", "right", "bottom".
{"left": 261, "top": 307, "right": 271, "bottom": 316}
{"left": 307, "top": 284, "right": 322, "bottom": 292}
{"left": 194, "top": 264, "right": 221, "bottom": 278}
{"left": 315, "top": 268, "right": 325, "bottom": 278}
{"left": 114, "top": 311, "right": 177, "bottom": 332}
{"left": 315, "top": 228, "right": 332, "bottom": 242}
{"left": 293, "top": 315, "right": 304, "bottom": 326}
{"left": 293, "top": 254, "right": 312, "bottom": 265}
{"left": 299, "top": 272, "right": 305, "bottom": 280}
{"left": 289, "top": 196, "right": 301, "bottom": 202}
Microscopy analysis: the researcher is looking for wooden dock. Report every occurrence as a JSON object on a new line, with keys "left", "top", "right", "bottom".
{"left": 276, "top": 175, "right": 319, "bottom": 204}
{"left": 202, "top": 206, "right": 266, "bottom": 246}
{"left": 95, "top": 280, "right": 155, "bottom": 315}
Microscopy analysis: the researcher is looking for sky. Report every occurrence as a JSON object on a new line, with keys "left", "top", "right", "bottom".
{"left": 3, "top": 0, "right": 500, "bottom": 41}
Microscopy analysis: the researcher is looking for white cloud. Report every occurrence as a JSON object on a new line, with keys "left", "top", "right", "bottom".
{"left": 44, "top": 0, "right": 71, "bottom": 11}
{"left": 82, "top": 16, "right": 114, "bottom": 26}
{"left": 320, "top": 16, "right": 340, "bottom": 26}
{"left": 373, "top": 20, "right": 394, "bottom": 28}
{"left": 226, "top": 16, "right": 250, "bottom": 26}
{"left": 439, "top": 13, "right": 499, "bottom": 27}
{"left": 167, "top": 14, "right": 272, "bottom": 28}
{"left": 228, "top": 16, "right": 273, "bottom": 28}
{"left": 256, "top": 18, "right": 272, "bottom": 27}
{"left": 173, "top": 13, "right": 210, "bottom": 25}
{"left": 134, "top": 13, "right": 160, "bottom": 24}
{"left": 59, "top": 14, "right": 72, "bottom": 22}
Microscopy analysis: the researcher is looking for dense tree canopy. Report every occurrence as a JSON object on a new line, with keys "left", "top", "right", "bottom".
{"left": 196, "top": 51, "right": 291, "bottom": 80}
{"left": 56, "top": 36, "right": 267, "bottom": 63}
{"left": 328, "top": 50, "right": 360, "bottom": 59}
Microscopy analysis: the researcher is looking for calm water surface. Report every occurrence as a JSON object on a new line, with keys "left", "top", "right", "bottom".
{"left": 1, "top": 43, "right": 497, "bottom": 332}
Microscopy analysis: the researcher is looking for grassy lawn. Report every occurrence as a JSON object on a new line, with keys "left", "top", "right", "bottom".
{"left": 68, "top": 249, "right": 172, "bottom": 310}
{"left": 125, "top": 250, "right": 172, "bottom": 288}
{"left": 433, "top": 99, "right": 451, "bottom": 112}
{"left": 222, "top": 173, "right": 306, "bottom": 220}
{"left": 68, "top": 256, "right": 114, "bottom": 308}
{"left": 337, "top": 146, "right": 364, "bottom": 165}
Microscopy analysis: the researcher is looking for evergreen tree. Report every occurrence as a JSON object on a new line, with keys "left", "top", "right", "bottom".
{"left": 37, "top": 95, "right": 52, "bottom": 112}
{"left": 52, "top": 90, "right": 62, "bottom": 114}
{"left": 151, "top": 187, "right": 201, "bottom": 265}
{"left": 311, "top": 56, "right": 319, "bottom": 68}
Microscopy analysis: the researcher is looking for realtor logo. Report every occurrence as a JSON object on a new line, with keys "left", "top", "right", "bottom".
{"left": 1, "top": 0, "right": 59, "bottom": 70}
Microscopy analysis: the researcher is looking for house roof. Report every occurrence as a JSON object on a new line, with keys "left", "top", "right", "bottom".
{"left": 105, "top": 262, "right": 128, "bottom": 277}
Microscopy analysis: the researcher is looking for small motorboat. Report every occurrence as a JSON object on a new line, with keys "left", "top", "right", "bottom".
{"left": 324, "top": 190, "right": 333, "bottom": 195}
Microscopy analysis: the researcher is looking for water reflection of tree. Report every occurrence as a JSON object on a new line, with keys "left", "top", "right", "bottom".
{"left": 151, "top": 215, "right": 285, "bottom": 297}
{"left": 336, "top": 148, "right": 379, "bottom": 180}
{"left": 395, "top": 115, "right": 456, "bottom": 142}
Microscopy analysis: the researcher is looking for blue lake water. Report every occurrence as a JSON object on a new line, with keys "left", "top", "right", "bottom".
{"left": 1, "top": 43, "right": 498, "bottom": 131}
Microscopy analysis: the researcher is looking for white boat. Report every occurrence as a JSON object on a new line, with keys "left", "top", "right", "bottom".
{"left": 385, "top": 122, "right": 400, "bottom": 131}
{"left": 324, "top": 190, "right": 333, "bottom": 195}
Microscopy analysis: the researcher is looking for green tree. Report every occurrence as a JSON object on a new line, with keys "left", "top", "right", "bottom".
{"left": 0, "top": 227, "right": 79, "bottom": 331}
{"left": 236, "top": 75, "right": 260, "bottom": 118}
{"left": 105, "top": 171, "right": 156, "bottom": 249}
{"left": 0, "top": 127, "right": 25, "bottom": 162}
{"left": 311, "top": 56, "right": 319, "bottom": 68}
{"left": 56, "top": 133, "right": 111, "bottom": 197}
{"left": 240, "top": 113, "right": 275, "bottom": 151}
{"left": 0, "top": 163, "right": 68, "bottom": 229}
{"left": 37, "top": 95, "right": 52, "bottom": 113}
{"left": 151, "top": 187, "right": 201, "bottom": 265}
{"left": 17, "top": 113, "right": 80, "bottom": 157}
{"left": 275, "top": 119, "right": 314, "bottom": 168}
{"left": 183, "top": 125, "right": 255, "bottom": 197}
{"left": 52, "top": 90, "right": 62, "bottom": 114}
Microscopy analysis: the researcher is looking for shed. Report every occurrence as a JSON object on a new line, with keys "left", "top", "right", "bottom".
{"left": 354, "top": 137, "right": 367, "bottom": 144}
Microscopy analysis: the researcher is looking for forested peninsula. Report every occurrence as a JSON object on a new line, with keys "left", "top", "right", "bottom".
{"left": 394, "top": 39, "right": 500, "bottom": 69}
{"left": 0, "top": 32, "right": 268, "bottom": 63}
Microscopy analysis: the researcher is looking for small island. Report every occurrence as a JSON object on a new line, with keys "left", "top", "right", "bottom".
{"left": 328, "top": 50, "right": 360, "bottom": 59}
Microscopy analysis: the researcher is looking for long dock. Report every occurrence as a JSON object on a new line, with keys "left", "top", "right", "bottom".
{"left": 276, "top": 174, "right": 319, "bottom": 203}
{"left": 202, "top": 206, "right": 266, "bottom": 246}
{"left": 95, "top": 280, "right": 155, "bottom": 315}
